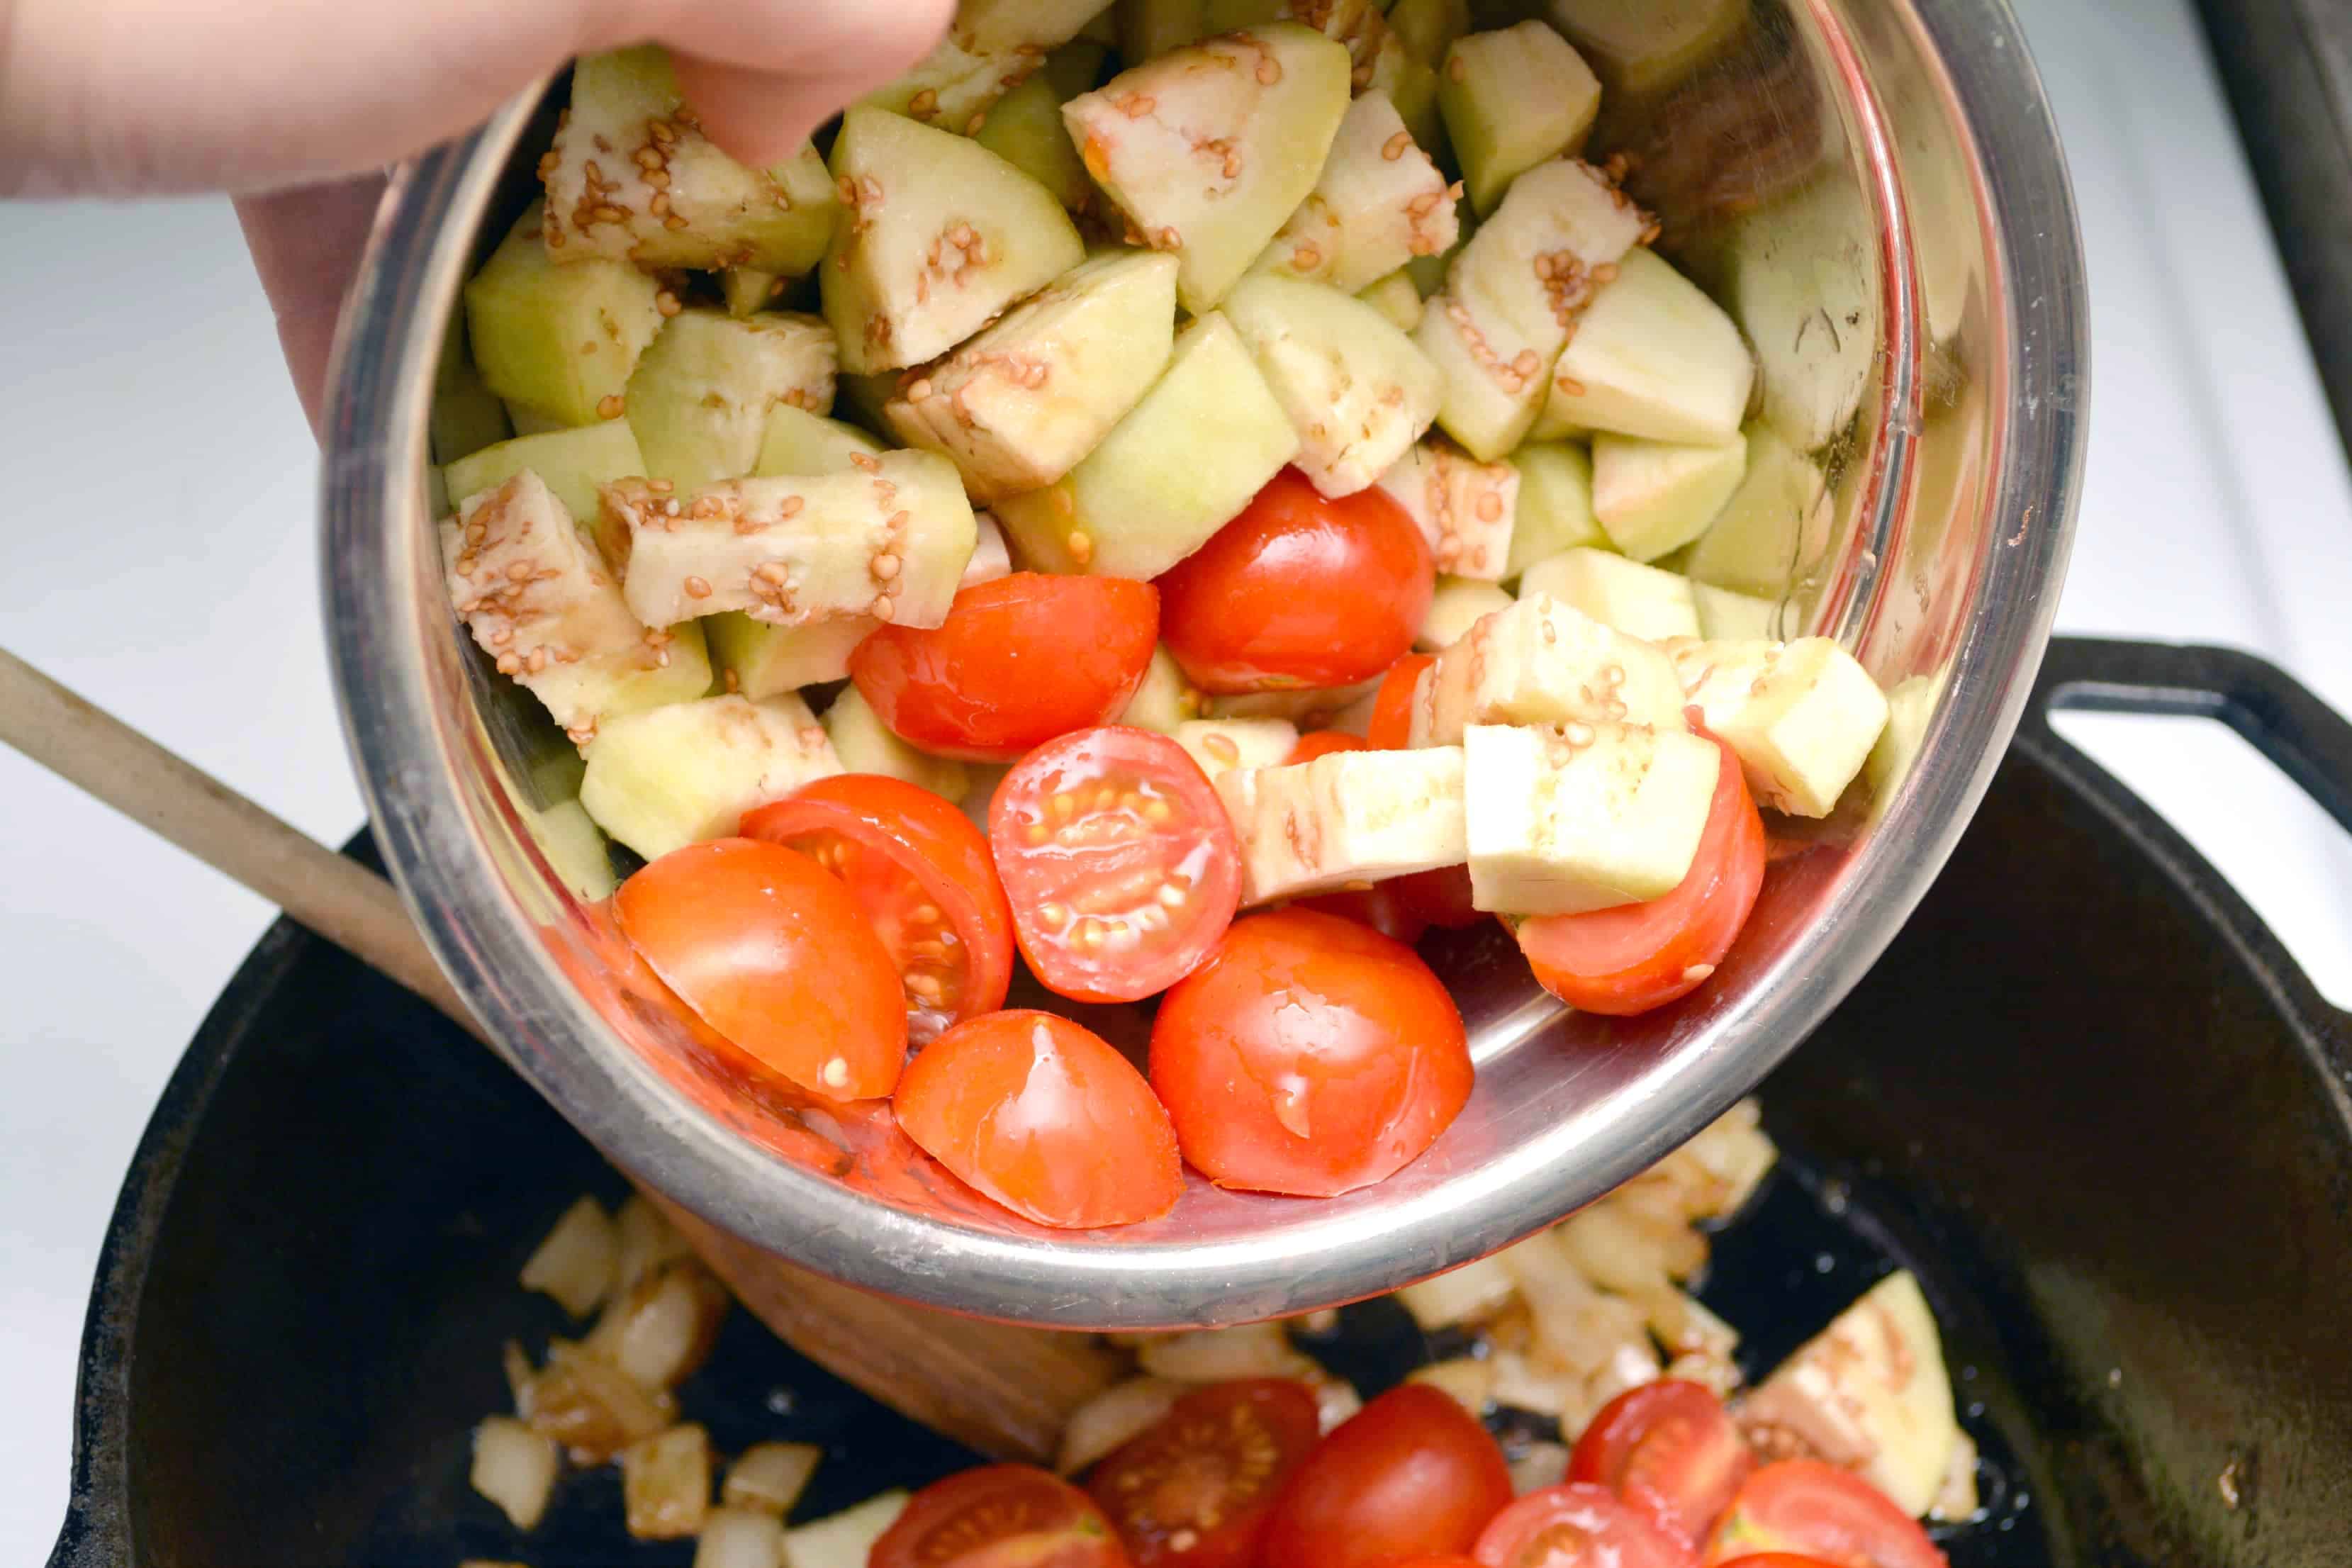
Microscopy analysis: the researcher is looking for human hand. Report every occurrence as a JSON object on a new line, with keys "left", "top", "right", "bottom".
{"left": 0, "top": 0, "right": 958, "bottom": 426}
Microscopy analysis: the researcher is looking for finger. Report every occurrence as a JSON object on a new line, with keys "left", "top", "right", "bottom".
{"left": 666, "top": 0, "right": 958, "bottom": 167}
{"left": 234, "top": 175, "right": 389, "bottom": 437}
{"left": 1, "top": 0, "right": 954, "bottom": 196}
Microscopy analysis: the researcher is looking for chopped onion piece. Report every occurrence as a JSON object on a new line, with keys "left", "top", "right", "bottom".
{"left": 1134, "top": 1323, "right": 1319, "bottom": 1384}
{"left": 502, "top": 1340, "right": 536, "bottom": 1416}
{"left": 586, "top": 1260, "right": 731, "bottom": 1391}
{"left": 1406, "top": 1357, "right": 1495, "bottom": 1416}
{"left": 722, "top": 1441, "right": 823, "bottom": 1514}
{"left": 621, "top": 1423, "right": 712, "bottom": 1540}
{"left": 1055, "top": 1377, "right": 1185, "bottom": 1474}
{"left": 1311, "top": 1377, "right": 1363, "bottom": 1433}
{"left": 1555, "top": 1200, "right": 1680, "bottom": 1297}
{"left": 1486, "top": 1348, "right": 1589, "bottom": 1426}
{"left": 1394, "top": 1253, "right": 1520, "bottom": 1330}
{"left": 471, "top": 1416, "right": 559, "bottom": 1530}
{"left": 615, "top": 1194, "right": 695, "bottom": 1291}
{"left": 695, "top": 1505, "right": 788, "bottom": 1568}
{"left": 520, "top": 1196, "right": 619, "bottom": 1317}
{"left": 526, "top": 1341, "right": 678, "bottom": 1463}
{"left": 1508, "top": 1441, "right": 1572, "bottom": 1496}
{"left": 785, "top": 1490, "right": 912, "bottom": 1568}
{"left": 1663, "top": 1350, "right": 1741, "bottom": 1401}
{"left": 1642, "top": 1288, "right": 1737, "bottom": 1363}
{"left": 1587, "top": 1338, "right": 1663, "bottom": 1413}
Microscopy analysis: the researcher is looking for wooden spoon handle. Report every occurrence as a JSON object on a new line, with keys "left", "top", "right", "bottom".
{"left": 0, "top": 645, "right": 482, "bottom": 1042}
{"left": 0, "top": 644, "right": 1113, "bottom": 1462}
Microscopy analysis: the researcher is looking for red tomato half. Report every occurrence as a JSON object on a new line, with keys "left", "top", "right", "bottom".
{"left": 1474, "top": 1482, "right": 1694, "bottom": 1568}
{"left": 1087, "top": 1379, "right": 1324, "bottom": 1568}
{"left": 1703, "top": 1462, "right": 1947, "bottom": 1568}
{"left": 892, "top": 1010, "right": 1182, "bottom": 1229}
{"left": 1569, "top": 1379, "right": 1752, "bottom": 1547}
{"left": 612, "top": 839, "right": 906, "bottom": 1100}
{"left": 1716, "top": 1558, "right": 1848, "bottom": 1568}
{"left": 1261, "top": 1384, "right": 1514, "bottom": 1568}
{"left": 1150, "top": 909, "right": 1472, "bottom": 1197}
{"left": 741, "top": 775, "right": 1013, "bottom": 1043}
{"left": 991, "top": 727, "right": 1242, "bottom": 1004}
{"left": 850, "top": 573, "right": 1159, "bottom": 761}
{"left": 1367, "top": 653, "right": 1433, "bottom": 748}
{"left": 1516, "top": 733, "right": 1765, "bottom": 1015}
{"left": 873, "top": 1465, "right": 1131, "bottom": 1568}
{"left": 1158, "top": 469, "right": 1433, "bottom": 695}
{"left": 1288, "top": 729, "right": 1372, "bottom": 764}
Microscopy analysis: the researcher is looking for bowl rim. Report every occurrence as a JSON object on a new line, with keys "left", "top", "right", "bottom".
{"left": 320, "top": 0, "right": 2088, "bottom": 1326}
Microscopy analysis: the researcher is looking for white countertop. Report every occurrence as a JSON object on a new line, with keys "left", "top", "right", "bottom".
{"left": 4, "top": 0, "right": 2351, "bottom": 1555}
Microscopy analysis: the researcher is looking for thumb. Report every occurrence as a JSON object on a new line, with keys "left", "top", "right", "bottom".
{"left": 0, "top": 0, "right": 955, "bottom": 197}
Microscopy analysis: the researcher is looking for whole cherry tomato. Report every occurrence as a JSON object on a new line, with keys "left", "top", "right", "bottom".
{"left": 1158, "top": 469, "right": 1433, "bottom": 695}
{"left": 1260, "top": 1384, "right": 1514, "bottom": 1568}
{"left": 851, "top": 573, "right": 1159, "bottom": 761}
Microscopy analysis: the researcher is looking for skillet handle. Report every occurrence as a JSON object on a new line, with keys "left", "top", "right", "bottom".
{"left": 2025, "top": 637, "right": 2352, "bottom": 839}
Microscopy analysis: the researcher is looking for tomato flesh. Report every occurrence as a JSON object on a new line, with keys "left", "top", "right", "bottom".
{"left": 850, "top": 573, "right": 1160, "bottom": 761}
{"left": 1150, "top": 909, "right": 1472, "bottom": 1197}
{"left": 1262, "top": 1384, "right": 1514, "bottom": 1568}
{"left": 1517, "top": 732, "right": 1765, "bottom": 1015}
{"left": 1474, "top": 1482, "right": 1694, "bottom": 1568}
{"left": 612, "top": 839, "right": 906, "bottom": 1100}
{"left": 1367, "top": 653, "right": 1433, "bottom": 748}
{"left": 1703, "top": 1462, "right": 1947, "bottom": 1568}
{"left": 1569, "top": 1379, "right": 1752, "bottom": 1547}
{"left": 1715, "top": 1557, "right": 1849, "bottom": 1568}
{"left": 1088, "top": 1379, "right": 1324, "bottom": 1568}
{"left": 991, "top": 726, "right": 1243, "bottom": 1004}
{"left": 892, "top": 1010, "right": 1183, "bottom": 1229}
{"left": 741, "top": 774, "right": 1013, "bottom": 1043}
{"left": 1394, "top": 863, "right": 1481, "bottom": 929}
{"left": 1158, "top": 469, "right": 1433, "bottom": 695}
{"left": 1297, "top": 883, "right": 1429, "bottom": 946}
{"left": 1287, "top": 729, "right": 1372, "bottom": 764}
{"left": 873, "top": 1465, "right": 1132, "bottom": 1568}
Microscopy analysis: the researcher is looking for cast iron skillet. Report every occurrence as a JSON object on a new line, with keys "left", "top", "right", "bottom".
{"left": 47, "top": 639, "right": 2352, "bottom": 1568}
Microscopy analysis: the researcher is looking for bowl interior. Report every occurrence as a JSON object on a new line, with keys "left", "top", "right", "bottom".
{"left": 325, "top": 0, "right": 2085, "bottom": 1322}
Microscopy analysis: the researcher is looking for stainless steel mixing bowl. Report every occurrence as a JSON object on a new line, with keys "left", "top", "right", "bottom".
{"left": 321, "top": 0, "right": 2087, "bottom": 1328}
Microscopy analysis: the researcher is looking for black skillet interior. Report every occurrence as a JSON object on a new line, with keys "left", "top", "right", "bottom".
{"left": 47, "top": 640, "right": 2352, "bottom": 1568}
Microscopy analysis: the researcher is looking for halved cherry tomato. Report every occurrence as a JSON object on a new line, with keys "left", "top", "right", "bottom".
{"left": 741, "top": 775, "right": 1013, "bottom": 1043}
{"left": 1703, "top": 1462, "right": 1947, "bottom": 1568}
{"left": 1297, "top": 883, "right": 1429, "bottom": 945}
{"left": 1087, "top": 1379, "right": 1323, "bottom": 1568}
{"left": 1474, "top": 1482, "right": 1693, "bottom": 1568}
{"left": 1367, "top": 653, "right": 1433, "bottom": 748}
{"left": 1716, "top": 1558, "right": 1847, "bottom": 1568}
{"left": 1385, "top": 1560, "right": 1489, "bottom": 1568}
{"left": 892, "top": 1010, "right": 1182, "bottom": 1229}
{"left": 1394, "top": 863, "right": 1481, "bottom": 929}
{"left": 1516, "top": 733, "right": 1765, "bottom": 1015}
{"left": 612, "top": 839, "right": 905, "bottom": 1101}
{"left": 873, "top": 1464, "right": 1132, "bottom": 1568}
{"left": 1261, "top": 1384, "right": 1514, "bottom": 1568}
{"left": 850, "top": 573, "right": 1160, "bottom": 761}
{"left": 1157, "top": 469, "right": 1433, "bottom": 695}
{"left": 990, "top": 726, "right": 1242, "bottom": 1004}
{"left": 1150, "top": 909, "right": 1472, "bottom": 1196}
{"left": 1287, "top": 729, "right": 1372, "bottom": 764}
{"left": 1569, "top": 1379, "right": 1752, "bottom": 1547}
